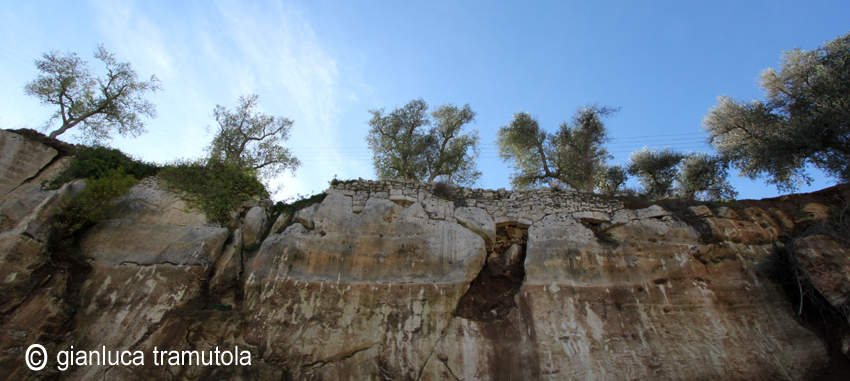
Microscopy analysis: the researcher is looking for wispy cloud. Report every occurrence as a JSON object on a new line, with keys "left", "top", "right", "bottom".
{"left": 88, "top": 0, "right": 175, "bottom": 79}
{"left": 211, "top": 0, "right": 340, "bottom": 136}
{"left": 207, "top": 0, "right": 347, "bottom": 198}
{"left": 84, "top": 0, "right": 354, "bottom": 199}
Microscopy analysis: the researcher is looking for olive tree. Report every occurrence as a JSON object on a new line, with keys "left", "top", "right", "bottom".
{"left": 628, "top": 148, "right": 736, "bottom": 200}
{"left": 677, "top": 153, "right": 737, "bottom": 201}
{"left": 627, "top": 147, "right": 686, "bottom": 198}
{"left": 207, "top": 94, "right": 300, "bottom": 180}
{"left": 496, "top": 105, "right": 619, "bottom": 191}
{"left": 703, "top": 32, "right": 850, "bottom": 192}
{"left": 24, "top": 44, "right": 161, "bottom": 143}
{"left": 366, "top": 98, "right": 480, "bottom": 186}
{"left": 597, "top": 164, "right": 629, "bottom": 196}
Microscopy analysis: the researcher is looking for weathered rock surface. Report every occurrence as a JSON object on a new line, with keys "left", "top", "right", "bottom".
{"left": 2, "top": 130, "right": 850, "bottom": 380}
{"left": 454, "top": 206, "right": 496, "bottom": 250}
{"left": 237, "top": 194, "right": 488, "bottom": 379}
{"left": 0, "top": 155, "right": 77, "bottom": 314}
{"left": 0, "top": 129, "right": 57, "bottom": 198}
{"left": 793, "top": 234, "right": 850, "bottom": 357}
{"left": 50, "top": 177, "right": 230, "bottom": 380}
{"left": 242, "top": 206, "right": 267, "bottom": 248}
{"left": 795, "top": 235, "right": 850, "bottom": 310}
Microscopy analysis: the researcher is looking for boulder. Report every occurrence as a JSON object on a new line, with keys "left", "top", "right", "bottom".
{"left": 242, "top": 206, "right": 268, "bottom": 248}
{"left": 292, "top": 202, "right": 320, "bottom": 229}
{"left": 803, "top": 202, "right": 831, "bottom": 220}
{"left": 455, "top": 206, "right": 496, "bottom": 250}
{"left": 572, "top": 210, "right": 611, "bottom": 224}
{"left": 504, "top": 243, "right": 523, "bottom": 266}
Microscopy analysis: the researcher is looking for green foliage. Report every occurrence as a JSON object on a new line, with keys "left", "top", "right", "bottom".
{"left": 627, "top": 147, "right": 686, "bottom": 198}
{"left": 329, "top": 174, "right": 341, "bottom": 187}
{"left": 431, "top": 181, "right": 454, "bottom": 199}
{"left": 159, "top": 158, "right": 267, "bottom": 223}
{"left": 597, "top": 230, "right": 618, "bottom": 246}
{"left": 597, "top": 165, "right": 629, "bottom": 196}
{"left": 270, "top": 193, "right": 327, "bottom": 233}
{"left": 366, "top": 98, "right": 480, "bottom": 186}
{"left": 703, "top": 32, "right": 850, "bottom": 192}
{"left": 496, "top": 105, "right": 618, "bottom": 191}
{"left": 45, "top": 145, "right": 160, "bottom": 189}
{"left": 271, "top": 193, "right": 327, "bottom": 221}
{"left": 677, "top": 153, "right": 737, "bottom": 201}
{"left": 425, "top": 103, "right": 481, "bottom": 185}
{"left": 496, "top": 111, "right": 547, "bottom": 188}
{"left": 207, "top": 94, "right": 300, "bottom": 181}
{"left": 25, "top": 44, "right": 161, "bottom": 143}
{"left": 368, "top": 98, "right": 429, "bottom": 182}
{"left": 206, "top": 303, "right": 233, "bottom": 311}
{"left": 628, "top": 148, "right": 737, "bottom": 201}
{"left": 554, "top": 105, "right": 619, "bottom": 192}
{"left": 328, "top": 174, "right": 357, "bottom": 187}
{"left": 54, "top": 168, "right": 137, "bottom": 236}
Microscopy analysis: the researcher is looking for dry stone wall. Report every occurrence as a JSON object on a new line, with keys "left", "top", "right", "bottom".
{"left": 328, "top": 179, "right": 622, "bottom": 227}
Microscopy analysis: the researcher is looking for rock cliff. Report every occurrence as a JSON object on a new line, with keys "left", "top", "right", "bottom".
{"left": 1, "top": 129, "right": 849, "bottom": 380}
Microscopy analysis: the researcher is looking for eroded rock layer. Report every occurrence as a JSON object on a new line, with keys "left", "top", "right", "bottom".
{"left": 1, "top": 129, "right": 850, "bottom": 380}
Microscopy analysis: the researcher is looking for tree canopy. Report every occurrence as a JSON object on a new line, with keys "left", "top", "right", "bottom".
{"left": 597, "top": 164, "right": 629, "bottom": 196}
{"left": 207, "top": 94, "right": 300, "bottom": 180}
{"left": 703, "top": 32, "right": 850, "bottom": 192}
{"left": 496, "top": 105, "right": 618, "bottom": 192}
{"left": 627, "top": 148, "right": 736, "bottom": 200}
{"left": 676, "top": 153, "right": 737, "bottom": 201}
{"left": 627, "top": 147, "right": 686, "bottom": 198}
{"left": 24, "top": 44, "right": 161, "bottom": 143}
{"left": 366, "top": 98, "right": 480, "bottom": 186}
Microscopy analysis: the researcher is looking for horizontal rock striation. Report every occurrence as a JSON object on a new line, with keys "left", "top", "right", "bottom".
{"left": 1, "top": 130, "right": 849, "bottom": 380}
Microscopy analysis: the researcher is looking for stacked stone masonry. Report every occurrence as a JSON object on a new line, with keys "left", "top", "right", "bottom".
{"left": 327, "top": 179, "right": 623, "bottom": 227}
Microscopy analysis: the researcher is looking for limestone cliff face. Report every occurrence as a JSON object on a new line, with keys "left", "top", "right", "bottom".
{"left": 1, "top": 129, "right": 849, "bottom": 380}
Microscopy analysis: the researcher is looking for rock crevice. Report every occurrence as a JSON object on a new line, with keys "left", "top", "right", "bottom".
{"left": 2, "top": 129, "right": 850, "bottom": 380}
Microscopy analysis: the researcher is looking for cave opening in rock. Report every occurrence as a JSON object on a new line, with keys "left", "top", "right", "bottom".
{"left": 454, "top": 224, "right": 528, "bottom": 322}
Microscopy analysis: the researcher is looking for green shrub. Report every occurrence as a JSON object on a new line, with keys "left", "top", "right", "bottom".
{"left": 328, "top": 175, "right": 356, "bottom": 187}
{"left": 271, "top": 193, "right": 327, "bottom": 218}
{"left": 432, "top": 181, "right": 453, "bottom": 199}
{"left": 207, "top": 303, "right": 232, "bottom": 311}
{"left": 598, "top": 231, "right": 618, "bottom": 245}
{"left": 329, "top": 174, "right": 341, "bottom": 187}
{"left": 159, "top": 158, "right": 267, "bottom": 223}
{"left": 55, "top": 168, "right": 137, "bottom": 236}
{"left": 45, "top": 145, "right": 160, "bottom": 189}
{"left": 270, "top": 193, "right": 327, "bottom": 233}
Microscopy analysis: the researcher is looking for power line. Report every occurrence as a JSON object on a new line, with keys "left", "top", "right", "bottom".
{"left": 0, "top": 50, "right": 34, "bottom": 72}
{"left": 291, "top": 135, "right": 708, "bottom": 151}
{"left": 609, "top": 132, "right": 704, "bottom": 139}
{"left": 293, "top": 142, "right": 711, "bottom": 156}
{"left": 0, "top": 41, "right": 39, "bottom": 62}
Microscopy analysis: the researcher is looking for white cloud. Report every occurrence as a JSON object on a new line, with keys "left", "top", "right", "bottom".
{"left": 212, "top": 1, "right": 340, "bottom": 129}
{"left": 88, "top": 0, "right": 175, "bottom": 79}
{"left": 208, "top": 0, "right": 347, "bottom": 199}
{"left": 83, "top": 0, "right": 355, "bottom": 200}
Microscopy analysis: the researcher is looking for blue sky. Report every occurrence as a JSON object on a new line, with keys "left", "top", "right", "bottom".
{"left": 1, "top": 1, "right": 848, "bottom": 201}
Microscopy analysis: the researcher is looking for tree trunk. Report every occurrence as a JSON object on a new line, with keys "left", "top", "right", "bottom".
{"left": 48, "top": 123, "right": 73, "bottom": 139}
